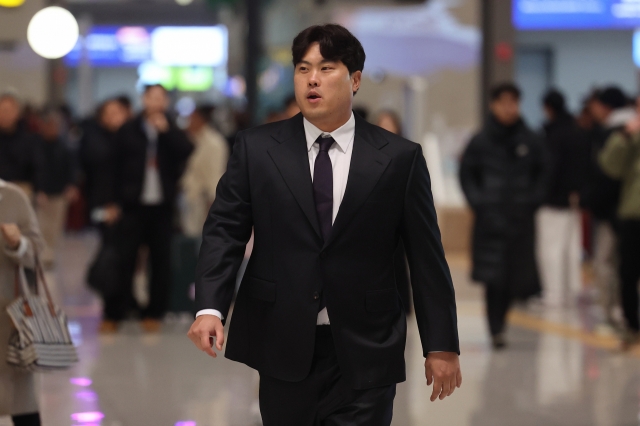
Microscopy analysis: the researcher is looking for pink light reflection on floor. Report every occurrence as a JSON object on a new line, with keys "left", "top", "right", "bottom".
{"left": 175, "top": 422, "right": 197, "bottom": 426}
{"left": 69, "top": 377, "right": 93, "bottom": 387}
{"left": 70, "top": 411, "right": 105, "bottom": 422}
{"left": 75, "top": 390, "right": 98, "bottom": 402}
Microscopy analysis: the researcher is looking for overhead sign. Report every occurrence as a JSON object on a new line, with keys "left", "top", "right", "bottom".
{"left": 513, "top": 0, "right": 640, "bottom": 30}
{"left": 64, "top": 25, "right": 228, "bottom": 67}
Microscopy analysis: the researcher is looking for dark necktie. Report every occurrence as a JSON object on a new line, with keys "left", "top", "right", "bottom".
{"left": 313, "top": 135, "right": 334, "bottom": 312}
{"left": 313, "top": 135, "right": 334, "bottom": 242}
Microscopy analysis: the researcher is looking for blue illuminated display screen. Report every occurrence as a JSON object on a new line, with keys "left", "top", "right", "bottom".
{"left": 513, "top": 0, "right": 640, "bottom": 30}
{"left": 64, "top": 25, "right": 228, "bottom": 67}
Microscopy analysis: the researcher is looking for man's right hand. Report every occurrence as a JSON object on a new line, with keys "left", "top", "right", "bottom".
{"left": 187, "top": 315, "right": 225, "bottom": 358}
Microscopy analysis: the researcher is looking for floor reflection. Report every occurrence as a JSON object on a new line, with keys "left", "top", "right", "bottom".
{"left": 3, "top": 233, "right": 637, "bottom": 426}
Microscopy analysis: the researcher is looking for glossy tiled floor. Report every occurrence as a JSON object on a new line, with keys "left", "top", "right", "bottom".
{"left": 3, "top": 232, "right": 640, "bottom": 426}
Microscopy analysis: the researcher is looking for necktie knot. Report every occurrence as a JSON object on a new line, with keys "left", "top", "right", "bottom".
{"left": 317, "top": 135, "right": 334, "bottom": 153}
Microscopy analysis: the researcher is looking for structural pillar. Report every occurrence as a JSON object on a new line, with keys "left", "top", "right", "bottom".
{"left": 481, "top": 0, "right": 516, "bottom": 117}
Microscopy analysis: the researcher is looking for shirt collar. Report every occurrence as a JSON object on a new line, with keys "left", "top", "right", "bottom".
{"left": 303, "top": 112, "right": 355, "bottom": 153}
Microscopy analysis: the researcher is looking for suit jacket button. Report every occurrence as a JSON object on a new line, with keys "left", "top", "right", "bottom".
{"left": 313, "top": 292, "right": 320, "bottom": 300}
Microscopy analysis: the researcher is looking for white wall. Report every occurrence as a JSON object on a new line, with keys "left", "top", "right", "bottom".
{"left": 517, "top": 30, "right": 638, "bottom": 113}
{"left": 0, "top": 1, "right": 48, "bottom": 106}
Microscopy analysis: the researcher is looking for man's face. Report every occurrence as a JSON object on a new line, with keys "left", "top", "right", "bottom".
{"left": 490, "top": 93, "right": 520, "bottom": 126}
{"left": 0, "top": 98, "right": 21, "bottom": 132}
{"left": 143, "top": 87, "right": 169, "bottom": 115}
{"left": 40, "top": 116, "right": 60, "bottom": 141}
{"left": 294, "top": 43, "right": 361, "bottom": 129}
{"left": 101, "top": 101, "right": 128, "bottom": 132}
{"left": 589, "top": 100, "right": 610, "bottom": 124}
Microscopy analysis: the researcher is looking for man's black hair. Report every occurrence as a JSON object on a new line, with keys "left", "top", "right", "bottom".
{"left": 143, "top": 84, "right": 168, "bottom": 94}
{"left": 116, "top": 94, "right": 132, "bottom": 110}
{"left": 193, "top": 104, "right": 215, "bottom": 122}
{"left": 596, "top": 86, "right": 629, "bottom": 110}
{"left": 542, "top": 89, "right": 568, "bottom": 116}
{"left": 292, "top": 24, "right": 366, "bottom": 76}
{"left": 490, "top": 83, "right": 521, "bottom": 101}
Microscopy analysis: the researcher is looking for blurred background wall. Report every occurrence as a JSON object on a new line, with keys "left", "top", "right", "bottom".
{"left": 0, "top": 0, "right": 47, "bottom": 105}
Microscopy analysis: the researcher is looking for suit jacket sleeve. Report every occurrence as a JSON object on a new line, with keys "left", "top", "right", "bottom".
{"left": 400, "top": 145, "right": 460, "bottom": 356}
{"left": 194, "top": 132, "right": 253, "bottom": 319}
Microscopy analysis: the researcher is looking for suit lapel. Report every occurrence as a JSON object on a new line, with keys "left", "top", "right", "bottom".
{"left": 324, "top": 118, "right": 391, "bottom": 249}
{"left": 268, "top": 114, "right": 322, "bottom": 239}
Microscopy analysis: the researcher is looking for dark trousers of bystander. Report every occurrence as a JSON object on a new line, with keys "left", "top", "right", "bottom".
{"left": 485, "top": 285, "right": 511, "bottom": 337}
{"left": 103, "top": 204, "right": 173, "bottom": 321}
{"left": 618, "top": 220, "right": 640, "bottom": 332}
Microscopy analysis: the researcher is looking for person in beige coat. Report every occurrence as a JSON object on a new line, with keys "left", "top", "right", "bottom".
{"left": 181, "top": 105, "right": 229, "bottom": 237}
{"left": 0, "top": 179, "right": 45, "bottom": 425}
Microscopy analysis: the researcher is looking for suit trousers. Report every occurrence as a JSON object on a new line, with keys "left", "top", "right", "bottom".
{"left": 104, "top": 204, "right": 173, "bottom": 320}
{"left": 258, "top": 326, "right": 396, "bottom": 426}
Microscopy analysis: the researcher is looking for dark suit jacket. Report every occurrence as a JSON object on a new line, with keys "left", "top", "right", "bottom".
{"left": 195, "top": 113, "right": 459, "bottom": 390}
{"left": 114, "top": 114, "right": 193, "bottom": 207}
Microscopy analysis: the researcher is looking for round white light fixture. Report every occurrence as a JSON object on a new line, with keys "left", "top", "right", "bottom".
{"left": 175, "top": 0, "right": 194, "bottom": 6}
{"left": 27, "top": 6, "right": 79, "bottom": 59}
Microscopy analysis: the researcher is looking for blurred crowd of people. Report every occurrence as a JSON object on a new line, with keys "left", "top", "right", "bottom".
{"left": 461, "top": 82, "right": 640, "bottom": 350}
{"left": 0, "top": 86, "right": 233, "bottom": 336}
{"left": 2, "top": 79, "right": 639, "bottom": 352}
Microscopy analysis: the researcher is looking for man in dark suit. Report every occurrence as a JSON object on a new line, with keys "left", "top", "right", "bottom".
{"left": 188, "top": 24, "right": 461, "bottom": 425}
{"left": 107, "top": 85, "right": 193, "bottom": 332}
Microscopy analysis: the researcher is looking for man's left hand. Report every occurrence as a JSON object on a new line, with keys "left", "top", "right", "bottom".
{"left": 425, "top": 352, "right": 462, "bottom": 401}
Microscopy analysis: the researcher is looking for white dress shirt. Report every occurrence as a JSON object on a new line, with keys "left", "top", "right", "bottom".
{"left": 141, "top": 120, "right": 164, "bottom": 205}
{"left": 196, "top": 113, "right": 356, "bottom": 325}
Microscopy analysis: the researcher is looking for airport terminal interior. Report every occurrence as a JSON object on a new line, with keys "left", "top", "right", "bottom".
{"left": 1, "top": 0, "right": 640, "bottom": 425}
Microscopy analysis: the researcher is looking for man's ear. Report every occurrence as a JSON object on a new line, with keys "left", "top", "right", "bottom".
{"left": 351, "top": 71, "right": 362, "bottom": 95}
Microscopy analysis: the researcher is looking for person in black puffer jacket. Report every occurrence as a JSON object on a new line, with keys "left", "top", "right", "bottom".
{"left": 460, "top": 83, "right": 551, "bottom": 349}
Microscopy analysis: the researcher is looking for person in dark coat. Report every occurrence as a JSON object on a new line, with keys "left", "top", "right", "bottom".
{"left": 536, "top": 89, "right": 589, "bottom": 307}
{"left": 79, "top": 100, "right": 129, "bottom": 327}
{"left": 108, "top": 85, "right": 193, "bottom": 333}
{"left": 79, "top": 99, "right": 128, "bottom": 222}
{"left": 459, "top": 83, "right": 550, "bottom": 349}
{"left": 0, "top": 93, "right": 44, "bottom": 198}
